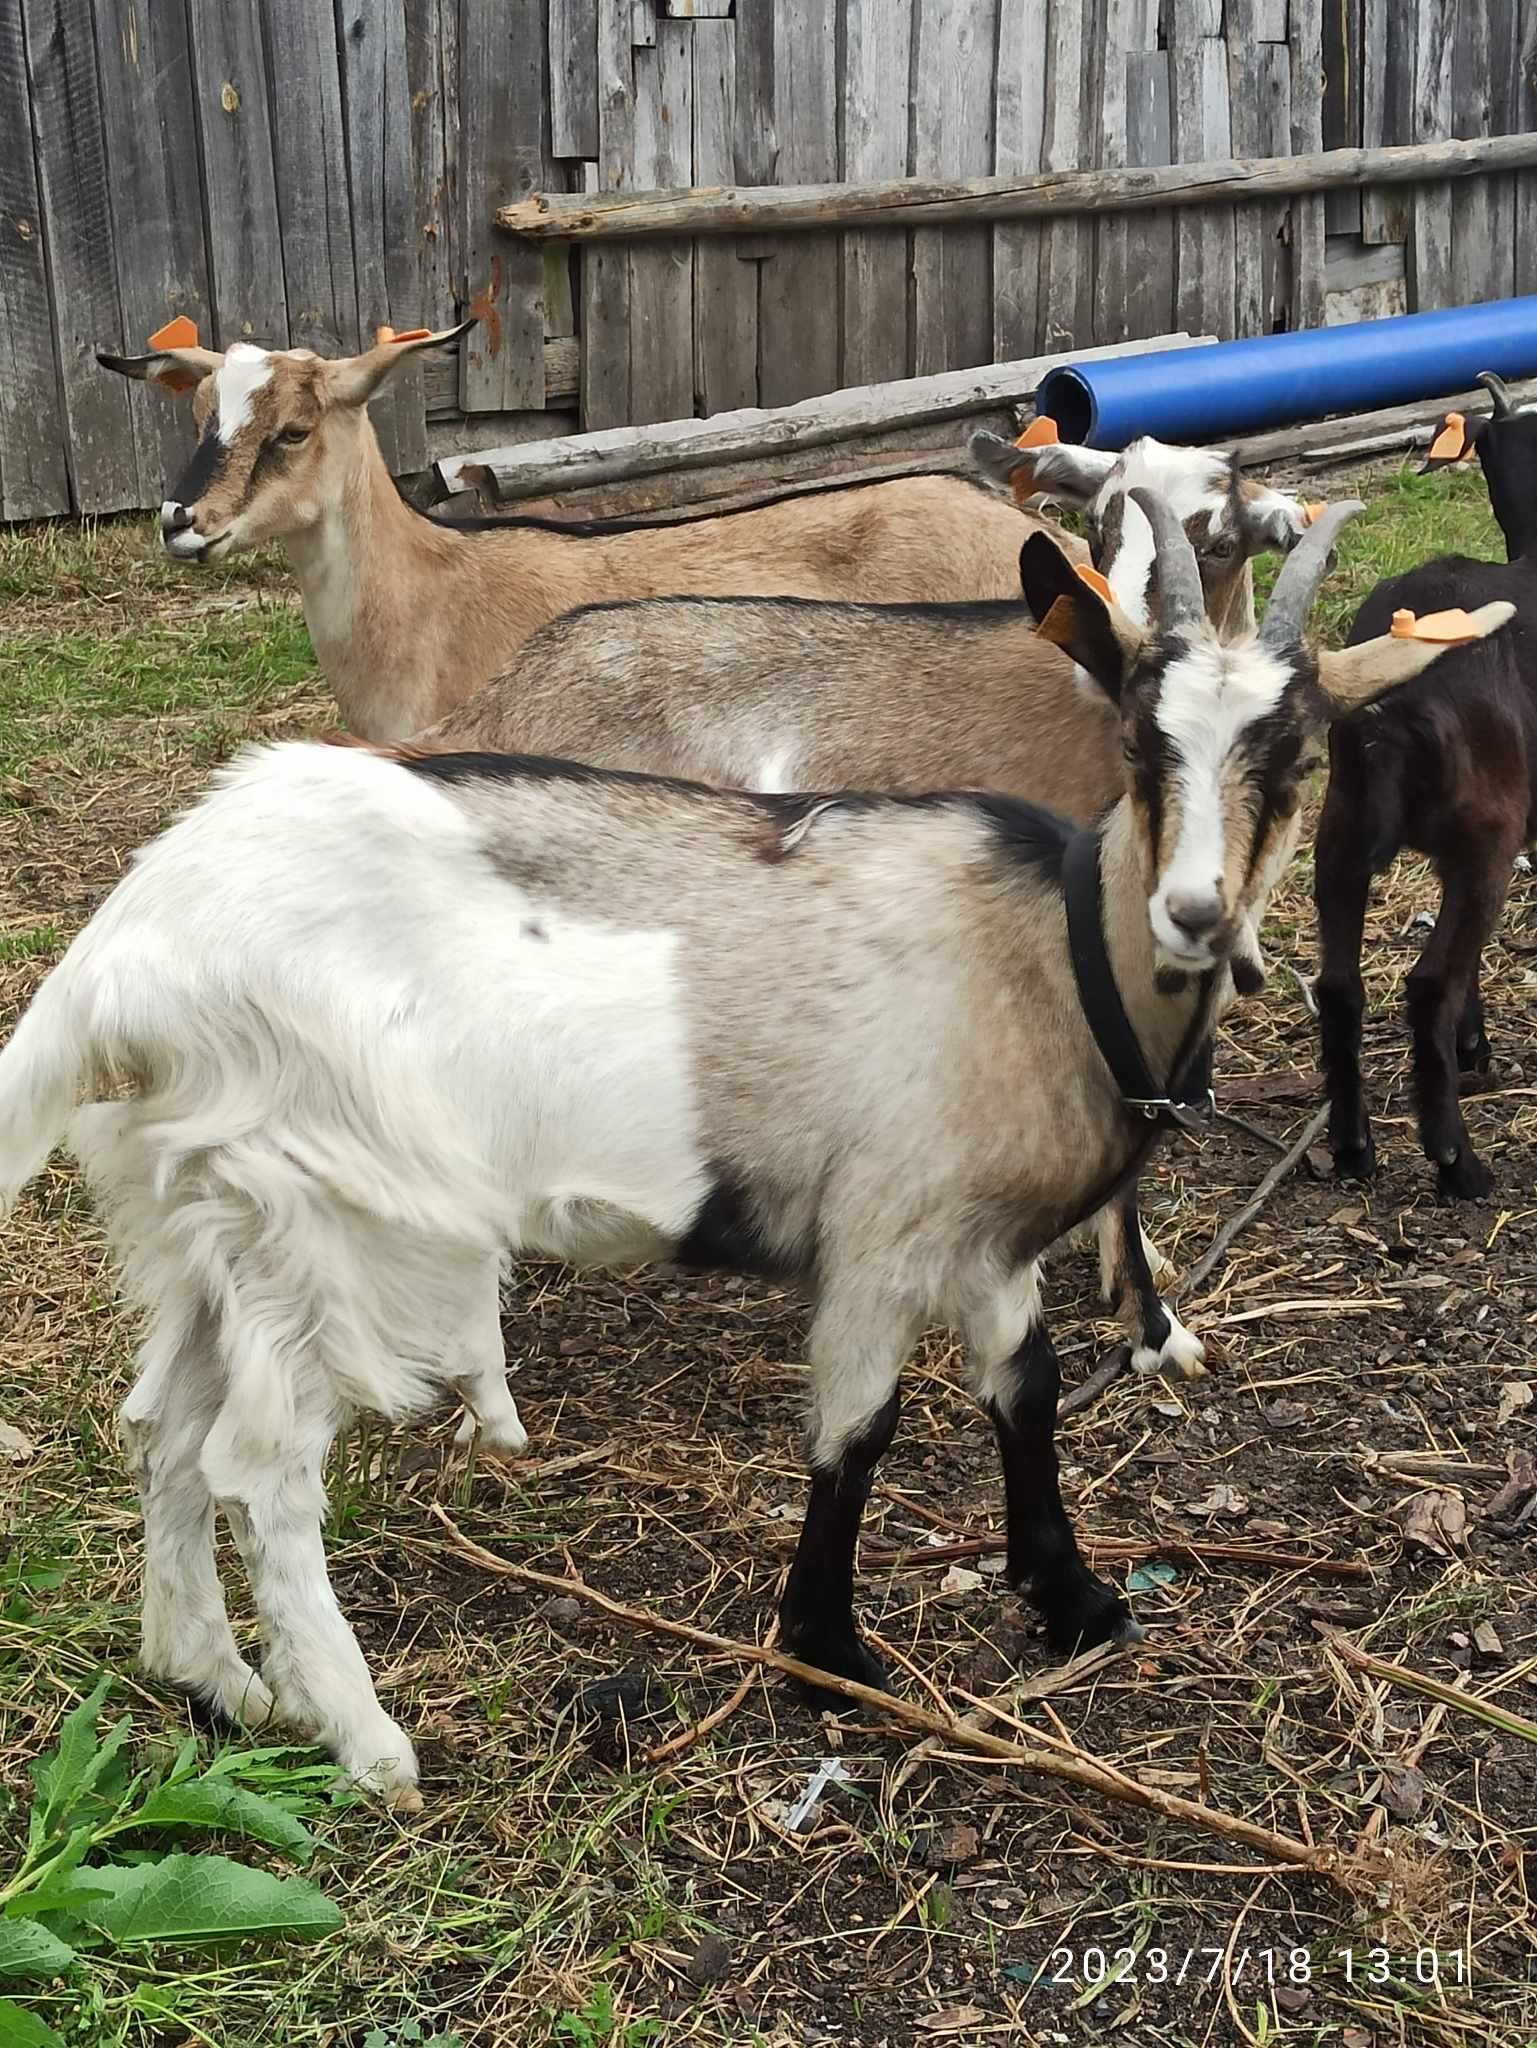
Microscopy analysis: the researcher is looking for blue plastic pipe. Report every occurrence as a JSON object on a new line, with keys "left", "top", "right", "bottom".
{"left": 1033, "top": 295, "right": 1537, "bottom": 449}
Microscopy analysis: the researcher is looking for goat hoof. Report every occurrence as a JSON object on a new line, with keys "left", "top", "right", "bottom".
{"left": 1039, "top": 1572, "right": 1137, "bottom": 1656}
{"left": 782, "top": 1626, "right": 887, "bottom": 1707}
{"left": 1435, "top": 1149, "right": 1494, "bottom": 1203}
{"left": 1331, "top": 1139, "right": 1377, "bottom": 1183}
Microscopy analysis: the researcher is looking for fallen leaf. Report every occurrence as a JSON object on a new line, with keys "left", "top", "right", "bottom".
{"left": 1342, "top": 2029, "right": 1375, "bottom": 2048}
{"left": 939, "top": 1565, "right": 984, "bottom": 1596}
{"left": 1496, "top": 1380, "right": 1534, "bottom": 1429}
{"left": 1274, "top": 1984, "right": 1313, "bottom": 2014}
{"left": 0, "top": 1421, "right": 34, "bottom": 1462}
{"left": 1487, "top": 1449, "right": 1536, "bottom": 1519}
{"left": 1402, "top": 1489, "right": 1468, "bottom": 1555}
{"left": 1473, "top": 1621, "right": 1505, "bottom": 1661}
{"left": 1248, "top": 1517, "right": 1293, "bottom": 1539}
{"left": 919, "top": 2007, "right": 988, "bottom": 2033}
{"left": 1193, "top": 1483, "right": 1249, "bottom": 1519}
{"left": 1327, "top": 1204, "right": 1364, "bottom": 1227}
{"left": 923, "top": 1822, "right": 980, "bottom": 1869}
{"left": 1378, "top": 1764, "right": 1426, "bottom": 1820}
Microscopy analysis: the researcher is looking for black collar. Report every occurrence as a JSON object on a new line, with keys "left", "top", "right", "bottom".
{"left": 1062, "top": 825, "right": 1217, "bottom": 1135}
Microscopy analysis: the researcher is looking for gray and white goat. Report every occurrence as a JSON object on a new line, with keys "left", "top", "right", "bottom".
{"left": 0, "top": 497, "right": 1505, "bottom": 1808}
{"left": 422, "top": 435, "right": 1320, "bottom": 1379}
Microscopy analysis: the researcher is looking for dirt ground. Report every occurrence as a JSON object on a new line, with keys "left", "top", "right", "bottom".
{"left": 2, "top": 484, "right": 1536, "bottom": 2048}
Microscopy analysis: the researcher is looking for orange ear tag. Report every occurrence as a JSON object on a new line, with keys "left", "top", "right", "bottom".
{"left": 1427, "top": 413, "right": 1469, "bottom": 463}
{"left": 1014, "top": 415, "right": 1060, "bottom": 451}
{"left": 1074, "top": 562, "right": 1113, "bottom": 603}
{"left": 1300, "top": 501, "right": 1327, "bottom": 525}
{"left": 376, "top": 325, "right": 432, "bottom": 345}
{"left": 1389, "top": 606, "right": 1481, "bottom": 643}
{"left": 147, "top": 314, "right": 200, "bottom": 352}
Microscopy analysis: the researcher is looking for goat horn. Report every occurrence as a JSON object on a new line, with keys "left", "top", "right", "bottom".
{"left": 1477, "top": 370, "right": 1515, "bottom": 417}
{"left": 1258, "top": 500, "right": 1364, "bottom": 648}
{"left": 1127, "top": 486, "right": 1205, "bottom": 633}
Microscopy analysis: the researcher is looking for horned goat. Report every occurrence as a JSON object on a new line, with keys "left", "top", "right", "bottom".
{"left": 97, "top": 324, "right": 1080, "bottom": 743}
{"left": 3, "top": 496, "right": 1503, "bottom": 1807}
{"left": 1316, "top": 370, "right": 1537, "bottom": 1199}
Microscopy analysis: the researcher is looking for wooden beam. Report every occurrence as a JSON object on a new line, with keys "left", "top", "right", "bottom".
{"left": 1227, "top": 377, "right": 1537, "bottom": 468}
{"left": 496, "top": 132, "right": 1537, "bottom": 240}
{"left": 436, "top": 331, "right": 1212, "bottom": 498}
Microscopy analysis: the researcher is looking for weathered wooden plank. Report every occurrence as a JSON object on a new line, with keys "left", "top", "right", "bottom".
{"left": 628, "top": 24, "right": 693, "bottom": 425}
{"left": 460, "top": 0, "right": 547, "bottom": 410}
{"left": 1408, "top": 0, "right": 1454, "bottom": 310}
{"left": 94, "top": 0, "right": 208, "bottom": 493}
{"left": 1227, "top": 378, "right": 1537, "bottom": 467}
{"left": 424, "top": 338, "right": 579, "bottom": 418}
{"left": 1322, "top": 0, "right": 1363, "bottom": 233}
{"left": 186, "top": 0, "right": 287, "bottom": 345}
{"left": 405, "top": 0, "right": 460, "bottom": 331}
{"left": 550, "top": 0, "right": 599, "bottom": 157}
{"left": 1095, "top": 0, "right": 1158, "bottom": 347}
{"left": 1487, "top": 0, "right": 1520, "bottom": 301}
{"left": 631, "top": 0, "right": 657, "bottom": 47}
{"left": 0, "top": 0, "right": 68, "bottom": 517}
{"left": 1038, "top": 0, "right": 1086, "bottom": 350}
{"left": 992, "top": 0, "right": 1048, "bottom": 358}
{"left": 438, "top": 331, "right": 1211, "bottom": 496}
{"left": 1229, "top": 17, "right": 1291, "bottom": 335}
{"left": 912, "top": 0, "right": 999, "bottom": 375}
{"left": 691, "top": 20, "right": 754, "bottom": 414}
{"left": 21, "top": 0, "right": 139, "bottom": 510}
{"left": 1289, "top": 0, "right": 1328, "bottom": 328}
{"left": 1324, "top": 233, "right": 1406, "bottom": 288}
{"left": 1516, "top": 0, "right": 1537, "bottom": 299}
{"left": 660, "top": 0, "right": 734, "bottom": 14}
{"left": 756, "top": 0, "right": 838, "bottom": 407}
{"left": 1172, "top": 20, "right": 1235, "bottom": 340}
{"left": 843, "top": 0, "right": 912, "bottom": 384}
{"left": 1255, "top": 0, "right": 1289, "bottom": 33}
{"left": 1359, "top": 0, "right": 1411, "bottom": 241}
{"left": 498, "top": 135, "right": 1537, "bottom": 236}
{"left": 337, "top": 0, "right": 425, "bottom": 473}
{"left": 262, "top": 0, "right": 358, "bottom": 357}
{"left": 1451, "top": 0, "right": 1513, "bottom": 308}
{"left": 581, "top": 0, "right": 635, "bottom": 428}
{"left": 1124, "top": 50, "right": 1175, "bottom": 342}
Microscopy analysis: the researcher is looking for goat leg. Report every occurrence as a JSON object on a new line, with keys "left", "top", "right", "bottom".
{"left": 1096, "top": 1187, "right": 1205, "bottom": 1381}
{"left": 1407, "top": 852, "right": 1512, "bottom": 1202}
{"left": 1314, "top": 783, "right": 1378, "bottom": 1182}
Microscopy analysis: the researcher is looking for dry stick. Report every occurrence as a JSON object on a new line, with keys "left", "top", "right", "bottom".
{"left": 1183, "top": 1103, "right": 1331, "bottom": 1299}
{"left": 861, "top": 1531, "right": 1370, "bottom": 1579}
{"left": 1320, "top": 1630, "right": 1537, "bottom": 1744}
{"left": 1060, "top": 1343, "right": 1133, "bottom": 1419}
{"left": 430, "top": 1503, "right": 1355, "bottom": 1885}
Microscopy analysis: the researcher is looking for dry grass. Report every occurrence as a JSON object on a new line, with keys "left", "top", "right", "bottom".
{"left": 2, "top": 481, "right": 1535, "bottom": 2048}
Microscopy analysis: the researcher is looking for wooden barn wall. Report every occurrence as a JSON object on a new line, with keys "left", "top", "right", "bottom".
{"left": 3, "top": 0, "right": 1536, "bottom": 516}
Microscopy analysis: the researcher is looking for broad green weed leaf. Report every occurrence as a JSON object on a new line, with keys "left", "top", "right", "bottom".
{"left": 132, "top": 1778, "right": 318, "bottom": 1862}
{"left": 0, "top": 1999, "right": 66, "bottom": 2047}
{"left": 59, "top": 1854, "right": 341, "bottom": 1945}
{"left": 29, "top": 1678, "right": 110, "bottom": 1825}
{"left": 0, "top": 1920, "right": 74, "bottom": 1981}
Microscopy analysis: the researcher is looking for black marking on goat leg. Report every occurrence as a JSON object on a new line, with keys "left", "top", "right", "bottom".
{"left": 779, "top": 1390, "right": 899, "bottom": 1699}
{"left": 1107, "top": 1183, "right": 1171, "bottom": 1359}
{"left": 986, "top": 1312, "right": 1137, "bottom": 1654}
{"left": 673, "top": 1169, "right": 811, "bottom": 1285}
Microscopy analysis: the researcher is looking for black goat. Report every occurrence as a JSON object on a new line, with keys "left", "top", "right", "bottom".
{"left": 1315, "top": 373, "right": 1537, "bottom": 1200}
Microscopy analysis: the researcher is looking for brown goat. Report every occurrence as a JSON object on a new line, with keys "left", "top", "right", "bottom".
{"left": 97, "top": 323, "right": 1081, "bottom": 743}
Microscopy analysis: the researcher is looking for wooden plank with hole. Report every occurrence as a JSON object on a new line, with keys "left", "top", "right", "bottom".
{"left": 93, "top": 0, "right": 209, "bottom": 495}
{"left": 628, "top": 23, "right": 693, "bottom": 425}
{"left": 1408, "top": 0, "right": 1454, "bottom": 309}
{"left": 692, "top": 19, "right": 755, "bottom": 413}
{"left": 550, "top": 0, "right": 599, "bottom": 157}
{"left": 406, "top": 0, "right": 462, "bottom": 332}
{"left": 581, "top": 0, "right": 636, "bottom": 428}
{"left": 1360, "top": 0, "right": 1412, "bottom": 242}
{"left": 756, "top": 0, "right": 839, "bottom": 406}
{"left": 1038, "top": 0, "right": 1086, "bottom": 351}
{"left": 460, "top": 0, "right": 547, "bottom": 411}
{"left": 1289, "top": 0, "right": 1327, "bottom": 327}
{"left": 1124, "top": 48, "right": 1175, "bottom": 341}
{"left": 186, "top": 0, "right": 287, "bottom": 346}
{"left": 843, "top": 0, "right": 912, "bottom": 384}
{"left": 264, "top": 0, "right": 360, "bottom": 358}
{"left": 912, "top": 0, "right": 1000, "bottom": 375}
{"left": 0, "top": 0, "right": 68, "bottom": 516}
{"left": 992, "top": 0, "right": 1048, "bottom": 358}
{"left": 20, "top": 0, "right": 139, "bottom": 509}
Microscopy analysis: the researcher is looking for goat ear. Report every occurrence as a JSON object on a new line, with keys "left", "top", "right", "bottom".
{"left": 97, "top": 344, "right": 223, "bottom": 396}
{"left": 971, "top": 428, "right": 1116, "bottom": 507}
{"left": 1316, "top": 600, "right": 1517, "bottom": 711}
{"left": 1238, "top": 479, "right": 1312, "bottom": 553}
{"left": 326, "top": 318, "right": 477, "bottom": 407}
{"left": 1019, "top": 534, "right": 1141, "bottom": 702}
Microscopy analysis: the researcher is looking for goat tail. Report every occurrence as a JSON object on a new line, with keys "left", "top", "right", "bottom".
{"left": 0, "top": 969, "right": 89, "bottom": 1212}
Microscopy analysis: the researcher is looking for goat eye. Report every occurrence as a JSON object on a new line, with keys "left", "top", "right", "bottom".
{"left": 277, "top": 426, "right": 311, "bottom": 448}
